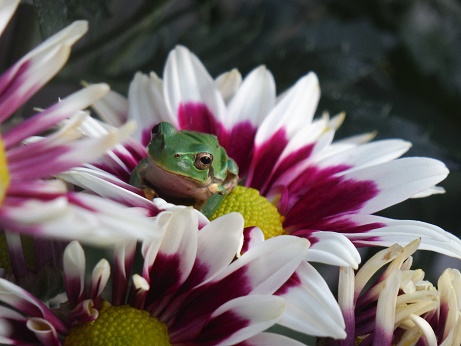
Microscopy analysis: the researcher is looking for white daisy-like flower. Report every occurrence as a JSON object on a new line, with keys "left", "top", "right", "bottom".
{"left": 0, "top": 208, "right": 348, "bottom": 344}
{"left": 0, "top": 0, "right": 165, "bottom": 246}
{"left": 63, "top": 45, "right": 461, "bottom": 263}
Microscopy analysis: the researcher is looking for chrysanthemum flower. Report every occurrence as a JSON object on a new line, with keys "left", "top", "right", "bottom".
{"left": 68, "top": 45, "right": 461, "bottom": 261}
{"left": 0, "top": 0, "right": 165, "bottom": 245}
{"left": 0, "top": 208, "right": 348, "bottom": 344}
{"left": 327, "top": 239, "right": 461, "bottom": 346}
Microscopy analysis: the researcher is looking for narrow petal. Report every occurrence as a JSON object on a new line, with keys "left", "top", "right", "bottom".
{"left": 187, "top": 212, "right": 244, "bottom": 287}
{"left": 3, "top": 84, "right": 109, "bottom": 149}
{"left": 227, "top": 66, "right": 275, "bottom": 127}
{"left": 144, "top": 208, "right": 198, "bottom": 309}
{"left": 284, "top": 158, "right": 448, "bottom": 233}
{"left": 240, "top": 332, "right": 307, "bottom": 346}
{"left": 63, "top": 241, "right": 86, "bottom": 306}
{"left": 338, "top": 266, "right": 356, "bottom": 344}
{"left": 215, "top": 235, "right": 310, "bottom": 295}
{"left": 345, "top": 158, "right": 449, "bottom": 215}
{"left": 315, "top": 139, "right": 412, "bottom": 173}
{"left": 8, "top": 121, "right": 135, "bottom": 180}
{"left": 169, "top": 236, "right": 309, "bottom": 335}
{"left": 373, "top": 269, "right": 401, "bottom": 345}
{"left": 128, "top": 72, "right": 170, "bottom": 145}
{"left": 164, "top": 46, "right": 227, "bottom": 134}
{"left": 344, "top": 215, "right": 461, "bottom": 259}
{"left": 112, "top": 240, "right": 136, "bottom": 306}
{"left": 196, "top": 296, "right": 286, "bottom": 346}
{"left": 277, "top": 261, "right": 346, "bottom": 339}
{"left": 0, "top": 191, "right": 163, "bottom": 245}
{"left": 26, "top": 318, "right": 60, "bottom": 346}
{"left": 255, "top": 72, "right": 319, "bottom": 145}
{"left": 0, "top": 0, "right": 19, "bottom": 35}
{"left": 58, "top": 167, "right": 158, "bottom": 213}
{"left": 305, "top": 232, "right": 361, "bottom": 269}
{"left": 91, "top": 88, "right": 129, "bottom": 126}
{"left": 89, "top": 259, "right": 110, "bottom": 300}
{"left": 0, "top": 21, "right": 88, "bottom": 122}
{"left": 215, "top": 69, "right": 242, "bottom": 104}
{"left": 0, "top": 279, "right": 67, "bottom": 334}
{"left": 247, "top": 72, "right": 320, "bottom": 189}
{"left": 409, "top": 314, "right": 438, "bottom": 346}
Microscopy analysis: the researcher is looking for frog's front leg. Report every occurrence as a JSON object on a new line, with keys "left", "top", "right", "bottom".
{"left": 130, "top": 158, "right": 159, "bottom": 201}
{"left": 199, "top": 192, "right": 226, "bottom": 218}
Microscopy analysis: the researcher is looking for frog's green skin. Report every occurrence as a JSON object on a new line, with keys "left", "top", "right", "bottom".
{"left": 130, "top": 122, "right": 239, "bottom": 216}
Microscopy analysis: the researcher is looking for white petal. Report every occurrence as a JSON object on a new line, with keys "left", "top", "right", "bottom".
{"left": 156, "top": 208, "right": 198, "bottom": 284}
{"left": 211, "top": 295, "right": 286, "bottom": 346}
{"left": 345, "top": 215, "right": 461, "bottom": 259}
{"left": 213, "top": 235, "right": 310, "bottom": 295}
{"left": 58, "top": 167, "right": 157, "bottom": 211}
{"left": 278, "top": 261, "right": 346, "bottom": 339}
{"left": 89, "top": 259, "right": 110, "bottom": 299}
{"left": 0, "top": 21, "right": 88, "bottom": 122}
{"left": 0, "top": 279, "right": 67, "bottom": 333}
{"left": 411, "top": 186, "right": 445, "bottom": 198}
{"left": 63, "top": 241, "right": 86, "bottom": 303}
{"left": 214, "top": 68, "right": 242, "bottom": 104}
{"left": 374, "top": 269, "right": 401, "bottom": 345}
{"left": 316, "top": 139, "right": 412, "bottom": 172}
{"left": 305, "top": 232, "right": 361, "bottom": 269}
{"left": 91, "top": 88, "right": 129, "bottom": 126}
{"left": 3, "top": 84, "right": 110, "bottom": 149}
{"left": 0, "top": 0, "right": 19, "bottom": 36}
{"left": 242, "top": 332, "right": 307, "bottom": 346}
{"left": 227, "top": 66, "right": 275, "bottom": 127}
{"left": 346, "top": 158, "right": 448, "bottom": 214}
{"left": 408, "top": 314, "right": 438, "bottom": 346}
{"left": 338, "top": 266, "right": 356, "bottom": 341}
{"left": 255, "top": 72, "right": 320, "bottom": 145}
{"left": 163, "top": 45, "right": 226, "bottom": 125}
{"left": 128, "top": 72, "right": 170, "bottom": 142}
{"left": 26, "top": 318, "right": 59, "bottom": 346}
{"left": 195, "top": 212, "right": 244, "bottom": 283}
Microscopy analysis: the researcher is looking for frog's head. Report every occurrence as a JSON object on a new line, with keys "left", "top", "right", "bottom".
{"left": 146, "top": 122, "right": 236, "bottom": 186}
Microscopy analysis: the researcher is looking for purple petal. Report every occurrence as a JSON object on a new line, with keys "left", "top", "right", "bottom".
{"left": 283, "top": 165, "right": 379, "bottom": 232}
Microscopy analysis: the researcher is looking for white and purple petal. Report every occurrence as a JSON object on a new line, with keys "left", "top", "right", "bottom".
{"left": 0, "top": 20, "right": 88, "bottom": 123}
{"left": 3, "top": 84, "right": 110, "bottom": 149}
{"left": 191, "top": 295, "right": 286, "bottom": 346}
{"left": 276, "top": 261, "right": 347, "bottom": 339}
{"left": 0, "top": 279, "right": 67, "bottom": 334}
{"left": 164, "top": 46, "right": 227, "bottom": 136}
{"left": 128, "top": 72, "right": 170, "bottom": 145}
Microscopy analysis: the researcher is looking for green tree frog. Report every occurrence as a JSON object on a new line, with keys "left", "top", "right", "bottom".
{"left": 130, "top": 122, "right": 239, "bottom": 217}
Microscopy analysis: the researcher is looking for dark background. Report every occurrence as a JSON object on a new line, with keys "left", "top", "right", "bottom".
{"left": 3, "top": 0, "right": 461, "bottom": 279}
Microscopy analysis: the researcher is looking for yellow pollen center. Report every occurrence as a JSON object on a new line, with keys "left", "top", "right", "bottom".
{"left": 0, "top": 135, "right": 11, "bottom": 205}
{"left": 210, "top": 186, "right": 285, "bottom": 239}
{"left": 64, "top": 302, "right": 171, "bottom": 346}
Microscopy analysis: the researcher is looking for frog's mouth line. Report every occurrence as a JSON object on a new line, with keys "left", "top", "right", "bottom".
{"left": 146, "top": 159, "right": 222, "bottom": 200}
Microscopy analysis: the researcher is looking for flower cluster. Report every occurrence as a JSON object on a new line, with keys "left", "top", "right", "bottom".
{"left": 0, "top": 0, "right": 460, "bottom": 344}
{"left": 330, "top": 239, "right": 461, "bottom": 345}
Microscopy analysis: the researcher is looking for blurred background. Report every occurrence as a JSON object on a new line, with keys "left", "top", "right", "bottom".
{"left": 2, "top": 0, "right": 460, "bottom": 280}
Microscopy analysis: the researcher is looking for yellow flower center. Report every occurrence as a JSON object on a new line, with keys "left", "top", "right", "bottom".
{"left": 64, "top": 302, "right": 171, "bottom": 346}
{"left": 210, "top": 186, "right": 285, "bottom": 239}
{"left": 0, "top": 135, "right": 11, "bottom": 205}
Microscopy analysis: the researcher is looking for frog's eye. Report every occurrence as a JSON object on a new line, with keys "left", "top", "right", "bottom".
{"left": 151, "top": 124, "right": 160, "bottom": 139}
{"left": 194, "top": 152, "right": 213, "bottom": 170}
